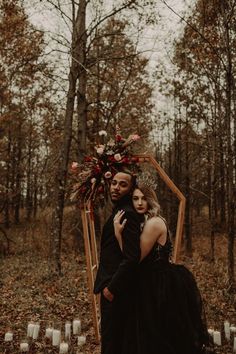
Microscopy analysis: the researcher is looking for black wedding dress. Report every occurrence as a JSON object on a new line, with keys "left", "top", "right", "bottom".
{"left": 121, "top": 233, "right": 211, "bottom": 354}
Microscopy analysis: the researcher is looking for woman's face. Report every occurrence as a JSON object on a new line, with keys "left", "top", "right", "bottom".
{"left": 132, "top": 188, "right": 148, "bottom": 214}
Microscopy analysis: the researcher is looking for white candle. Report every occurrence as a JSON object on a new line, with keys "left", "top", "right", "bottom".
{"left": 45, "top": 327, "right": 53, "bottom": 338}
{"left": 233, "top": 337, "right": 236, "bottom": 352}
{"left": 20, "top": 342, "right": 29, "bottom": 352}
{"left": 231, "top": 326, "right": 236, "bottom": 333}
{"left": 208, "top": 328, "right": 214, "bottom": 336}
{"left": 73, "top": 319, "right": 81, "bottom": 335}
{"left": 65, "top": 322, "right": 71, "bottom": 340}
{"left": 52, "top": 329, "right": 61, "bottom": 346}
{"left": 4, "top": 332, "right": 13, "bottom": 341}
{"left": 32, "top": 323, "right": 40, "bottom": 340}
{"left": 27, "top": 323, "right": 35, "bottom": 337}
{"left": 213, "top": 330, "right": 221, "bottom": 346}
{"left": 77, "top": 335, "right": 86, "bottom": 346}
{"left": 224, "top": 321, "right": 230, "bottom": 340}
{"left": 59, "top": 342, "right": 69, "bottom": 353}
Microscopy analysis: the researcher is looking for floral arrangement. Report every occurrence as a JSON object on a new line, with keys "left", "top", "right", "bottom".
{"left": 70, "top": 129, "right": 141, "bottom": 205}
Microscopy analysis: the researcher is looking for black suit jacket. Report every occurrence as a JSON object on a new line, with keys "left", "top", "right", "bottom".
{"left": 94, "top": 195, "right": 143, "bottom": 296}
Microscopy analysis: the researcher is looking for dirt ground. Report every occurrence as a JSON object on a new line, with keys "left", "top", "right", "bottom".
{"left": 0, "top": 216, "right": 235, "bottom": 354}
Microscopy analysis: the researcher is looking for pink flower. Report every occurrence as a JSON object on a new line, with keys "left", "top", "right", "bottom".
{"left": 96, "top": 145, "right": 105, "bottom": 155}
{"left": 71, "top": 162, "right": 79, "bottom": 170}
{"left": 104, "top": 171, "right": 112, "bottom": 179}
{"left": 114, "top": 153, "right": 122, "bottom": 161}
{"left": 131, "top": 134, "right": 140, "bottom": 141}
{"left": 122, "top": 134, "right": 141, "bottom": 148}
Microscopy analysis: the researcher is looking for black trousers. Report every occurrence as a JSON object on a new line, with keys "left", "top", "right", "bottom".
{"left": 100, "top": 291, "right": 137, "bottom": 354}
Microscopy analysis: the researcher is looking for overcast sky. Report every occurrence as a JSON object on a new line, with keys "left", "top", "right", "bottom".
{"left": 25, "top": 0, "right": 195, "bottom": 133}
{"left": 26, "top": 0, "right": 194, "bottom": 69}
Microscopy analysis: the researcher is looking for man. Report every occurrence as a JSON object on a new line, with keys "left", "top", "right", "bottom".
{"left": 94, "top": 171, "right": 143, "bottom": 354}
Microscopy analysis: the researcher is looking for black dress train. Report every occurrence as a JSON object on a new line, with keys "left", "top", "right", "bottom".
{"left": 122, "top": 234, "right": 211, "bottom": 354}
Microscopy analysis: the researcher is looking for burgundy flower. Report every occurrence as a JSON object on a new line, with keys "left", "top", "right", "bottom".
{"left": 123, "top": 157, "right": 130, "bottom": 163}
{"left": 70, "top": 130, "right": 141, "bottom": 204}
{"left": 94, "top": 166, "right": 101, "bottom": 174}
{"left": 115, "top": 134, "right": 122, "bottom": 142}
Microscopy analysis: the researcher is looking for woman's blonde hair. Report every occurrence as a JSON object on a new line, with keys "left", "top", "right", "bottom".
{"left": 134, "top": 183, "right": 161, "bottom": 218}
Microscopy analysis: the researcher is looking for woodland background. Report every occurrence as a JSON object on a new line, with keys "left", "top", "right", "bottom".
{"left": 0, "top": 0, "right": 236, "bottom": 353}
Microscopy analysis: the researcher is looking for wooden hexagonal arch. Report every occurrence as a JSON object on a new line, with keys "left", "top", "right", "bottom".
{"left": 80, "top": 154, "right": 186, "bottom": 342}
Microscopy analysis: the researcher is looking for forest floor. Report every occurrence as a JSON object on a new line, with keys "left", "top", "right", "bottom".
{"left": 0, "top": 211, "right": 236, "bottom": 354}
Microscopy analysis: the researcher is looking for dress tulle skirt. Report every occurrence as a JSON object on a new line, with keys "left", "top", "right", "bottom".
{"left": 122, "top": 260, "right": 210, "bottom": 354}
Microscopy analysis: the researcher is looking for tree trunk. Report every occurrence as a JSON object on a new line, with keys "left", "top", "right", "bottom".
{"left": 184, "top": 121, "right": 192, "bottom": 255}
{"left": 14, "top": 124, "right": 22, "bottom": 224}
{"left": 4, "top": 130, "right": 11, "bottom": 228}
{"left": 50, "top": 1, "right": 87, "bottom": 275}
{"left": 26, "top": 126, "right": 32, "bottom": 220}
{"left": 33, "top": 158, "right": 38, "bottom": 218}
{"left": 219, "top": 136, "right": 226, "bottom": 225}
{"left": 77, "top": 0, "right": 87, "bottom": 162}
{"left": 208, "top": 145, "right": 215, "bottom": 261}
{"left": 223, "top": 13, "right": 235, "bottom": 291}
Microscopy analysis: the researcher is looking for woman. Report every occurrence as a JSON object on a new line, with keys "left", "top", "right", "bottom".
{"left": 113, "top": 183, "right": 211, "bottom": 354}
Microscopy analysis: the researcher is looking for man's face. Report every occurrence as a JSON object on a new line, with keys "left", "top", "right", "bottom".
{"left": 110, "top": 172, "right": 132, "bottom": 202}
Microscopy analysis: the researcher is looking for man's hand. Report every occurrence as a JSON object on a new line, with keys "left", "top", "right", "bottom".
{"left": 103, "top": 287, "right": 114, "bottom": 302}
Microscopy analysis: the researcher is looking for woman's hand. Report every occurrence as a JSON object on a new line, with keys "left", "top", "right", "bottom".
{"left": 113, "top": 210, "right": 127, "bottom": 250}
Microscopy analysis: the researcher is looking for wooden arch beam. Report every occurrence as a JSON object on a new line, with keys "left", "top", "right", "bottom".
{"left": 133, "top": 154, "right": 186, "bottom": 263}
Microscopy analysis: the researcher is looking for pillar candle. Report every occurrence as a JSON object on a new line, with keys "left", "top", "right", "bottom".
{"left": 52, "top": 329, "right": 61, "bottom": 346}
{"left": 233, "top": 337, "right": 236, "bottom": 352}
{"left": 45, "top": 327, "right": 53, "bottom": 338}
{"left": 4, "top": 332, "right": 13, "bottom": 341}
{"left": 20, "top": 342, "right": 29, "bottom": 352}
{"left": 32, "top": 323, "right": 40, "bottom": 340}
{"left": 213, "top": 331, "right": 221, "bottom": 346}
{"left": 208, "top": 328, "right": 214, "bottom": 336}
{"left": 65, "top": 322, "right": 71, "bottom": 340}
{"left": 27, "top": 323, "right": 35, "bottom": 337}
{"left": 77, "top": 335, "right": 86, "bottom": 346}
{"left": 59, "top": 342, "right": 69, "bottom": 353}
{"left": 224, "top": 321, "right": 230, "bottom": 340}
{"left": 73, "top": 319, "right": 81, "bottom": 335}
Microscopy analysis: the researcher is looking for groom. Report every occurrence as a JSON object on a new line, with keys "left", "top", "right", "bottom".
{"left": 94, "top": 170, "right": 143, "bottom": 354}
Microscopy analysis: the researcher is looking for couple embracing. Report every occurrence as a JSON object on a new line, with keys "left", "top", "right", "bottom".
{"left": 94, "top": 169, "right": 211, "bottom": 354}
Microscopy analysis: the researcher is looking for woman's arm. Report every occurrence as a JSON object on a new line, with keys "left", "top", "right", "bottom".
{"left": 114, "top": 212, "right": 167, "bottom": 261}
{"left": 113, "top": 210, "right": 127, "bottom": 251}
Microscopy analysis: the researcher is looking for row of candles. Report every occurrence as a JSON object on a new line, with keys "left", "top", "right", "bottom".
{"left": 5, "top": 318, "right": 236, "bottom": 352}
{"left": 208, "top": 320, "right": 236, "bottom": 350}
{"left": 4, "top": 319, "right": 86, "bottom": 353}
